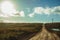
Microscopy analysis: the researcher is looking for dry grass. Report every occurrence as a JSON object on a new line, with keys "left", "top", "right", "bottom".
{"left": 0, "top": 23, "right": 60, "bottom": 40}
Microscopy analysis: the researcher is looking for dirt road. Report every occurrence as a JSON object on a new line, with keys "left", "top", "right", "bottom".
{"left": 29, "top": 24, "right": 60, "bottom": 40}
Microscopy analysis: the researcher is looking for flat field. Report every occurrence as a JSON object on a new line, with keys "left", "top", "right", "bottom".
{"left": 0, "top": 23, "right": 60, "bottom": 40}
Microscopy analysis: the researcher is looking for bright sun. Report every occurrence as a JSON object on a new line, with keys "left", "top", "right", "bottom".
{"left": 0, "top": 1, "right": 16, "bottom": 15}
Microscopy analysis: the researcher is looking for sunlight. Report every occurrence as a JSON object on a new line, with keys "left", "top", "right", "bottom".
{"left": 0, "top": 1, "right": 16, "bottom": 16}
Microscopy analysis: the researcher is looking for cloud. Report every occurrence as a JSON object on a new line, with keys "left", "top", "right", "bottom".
{"left": 0, "top": 14, "right": 8, "bottom": 17}
{"left": 34, "top": 7, "right": 44, "bottom": 14}
{"left": 0, "top": 11, "right": 25, "bottom": 17}
{"left": 44, "top": 7, "right": 52, "bottom": 15}
{"left": 34, "top": 7, "right": 52, "bottom": 15}
{"left": 0, "top": 13, "right": 16, "bottom": 17}
{"left": 28, "top": 13, "right": 35, "bottom": 17}
{"left": 52, "top": 6, "right": 60, "bottom": 14}
{"left": 0, "top": 1, "right": 25, "bottom": 17}
{"left": 19, "top": 11, "right": 25, "bottom": 17}
{"left": 0, "top": 1, "right": 17, "bottom": 17}
{"left": 29, "top": 6, "right": 60, "bottom": 17}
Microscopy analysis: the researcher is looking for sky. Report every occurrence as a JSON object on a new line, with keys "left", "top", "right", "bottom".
{"left": 0, "top": 0, "right": 60, "bottom": 23}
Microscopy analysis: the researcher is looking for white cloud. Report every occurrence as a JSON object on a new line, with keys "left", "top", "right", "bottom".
{"left": 52, "top": 6, "right": 60, "bottom": 14}
{"left": 0, "top": 1, "right": 17, "bottom": 15}
{"left": 0, "top": 13, "right": 16, "bottom": 17}
{"left": 28, "top": 13, "right": 35, "bottom": 17}
{"left": 0, "top": 1, "right": 25, "bottom": 18}
{"left": 0, "top": 1, "right": 17, "bottom": 17}
{"left": 34, "top": 7, "right": 44, "bottom": 14}
{"left": 34, "top": 6, "right": 60, "bottom": 15}
{"left": 19, "top": 11, "right": 25, "bottom": 17}
{"left": 34, "top": 7, "right": 52, "bottom": 15}
{"left": 0, "top": 13, "right": 8, "bottom": 17}
{"left": 44, "top": 7, "right": 52, "bottom": 15}
{"left": 0, "top": 11, "right": 25, "bottom": 17}
{"left": 29, "top": 6, "right": 60, "bottom": 17}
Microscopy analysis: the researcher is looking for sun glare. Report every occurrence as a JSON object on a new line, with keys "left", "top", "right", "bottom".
{"left": 0, "top": 1, "right": 16, "bottom": 16}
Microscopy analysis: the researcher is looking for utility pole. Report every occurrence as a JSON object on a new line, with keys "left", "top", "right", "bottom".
{"left": 52, "top": 18, "right": 54, "bottom": 23}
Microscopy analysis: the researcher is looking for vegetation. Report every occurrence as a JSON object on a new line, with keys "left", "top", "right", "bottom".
{"left": 0, "top": 23, "right": 60, "bottom": 40}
